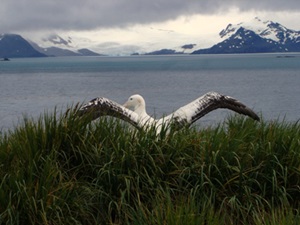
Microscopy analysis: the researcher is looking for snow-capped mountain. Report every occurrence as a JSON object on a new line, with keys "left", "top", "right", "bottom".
{"left": 220, "top": 17, "right": 300, "bottom": 45}
{"left": 44, "top": 34, "right": 72, "bottom": 46}
{"left": 31, "top": 34, "right": 80, "bottom": 51}
{"left": 28, "top": 34, "right": 102, "bottom": 56}
{"left": 193, "top": 17, "right": 300, "bottom": 54}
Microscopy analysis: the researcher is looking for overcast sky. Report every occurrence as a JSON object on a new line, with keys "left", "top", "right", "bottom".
{"left": 1, "top": 0, "right": 300, "bottom": 32}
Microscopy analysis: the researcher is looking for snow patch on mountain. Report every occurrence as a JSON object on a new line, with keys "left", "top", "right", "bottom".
{"left": 219, "top": 17, "right": 300, "bottom": 45}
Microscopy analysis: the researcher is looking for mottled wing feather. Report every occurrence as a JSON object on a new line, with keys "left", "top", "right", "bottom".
{"left": 170, "top": 92, "right": 259, "bottom": 127}
{"left": 78, "top": 97, "right": 140, "bottom": 128}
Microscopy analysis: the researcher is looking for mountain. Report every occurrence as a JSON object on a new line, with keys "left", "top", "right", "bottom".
{"left": 144, "top": 49, "right": 183, "bottom": 55}
{"left": 144, "top": 44, "right": 197, "bottom": 55}
{"left": 30, "top": 34, "right": 103, "bottom": 56}
{"left": 219, "top": 17, "right": 300, "bottom": 44}
{"left": 77, "top": 48, "right": 103, "bottom": 56}
{"left": 36, "top": 34, "right": 80, "bottom": 56}
{"left": 0, "top": 34, "right": 47, "bottom": 58}
{"left": 192, "top": 17, "right": 300, "bottom": 54}
{"left": 193, "top": 27, "right": 285, "bottom": 54}
{"left": 29, "top": 42, "right": 79, "bottom": 57}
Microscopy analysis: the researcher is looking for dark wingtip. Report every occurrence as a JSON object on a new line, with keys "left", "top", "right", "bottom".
{"left": 243, "top": 105, "right": 260, "bottom": 122}
{"left": 252, "top": 113, "right": 260, "bottom": 122}
{"left": 241, "top": 106, "right": 260, "bottom": 122}
{"left": 223, "top": 95, "right": 260, "bottom": 122}
{"left": 254, "top": 113, "right": 260, "bottom": 122}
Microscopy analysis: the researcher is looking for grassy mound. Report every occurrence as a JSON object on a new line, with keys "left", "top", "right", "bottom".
{"left": 0, "top": 107, "right": 299, "bottom": 224}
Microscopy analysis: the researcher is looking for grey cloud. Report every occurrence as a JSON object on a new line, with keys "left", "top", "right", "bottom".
{"left": 1, "top": 0, "right": 299, "bottom": 32}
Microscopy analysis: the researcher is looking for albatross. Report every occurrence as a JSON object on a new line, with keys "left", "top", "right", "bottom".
{"left": 79, "top": 92, "right": 259, "bottom": 134}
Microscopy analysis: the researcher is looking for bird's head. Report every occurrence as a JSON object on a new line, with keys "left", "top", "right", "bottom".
{"left": 123, "top": 94, "right": 146, "bottom": 115}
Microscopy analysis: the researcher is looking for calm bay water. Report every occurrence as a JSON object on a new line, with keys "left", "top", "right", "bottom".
{"left": 0, "top": 54, "right": 300, "bottom": 131}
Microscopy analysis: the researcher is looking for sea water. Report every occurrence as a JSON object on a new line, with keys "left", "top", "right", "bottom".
{"left": 0, "top": 54, "right": 300, "bottom": 131}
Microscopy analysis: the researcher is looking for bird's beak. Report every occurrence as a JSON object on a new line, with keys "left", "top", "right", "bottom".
{"left": 123, "top": 101, "right": 129, "bottom": 108}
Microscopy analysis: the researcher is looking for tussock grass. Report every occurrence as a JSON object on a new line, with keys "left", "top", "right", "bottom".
{"left": 0, "top": 106, "right": 299, "bottom": 224}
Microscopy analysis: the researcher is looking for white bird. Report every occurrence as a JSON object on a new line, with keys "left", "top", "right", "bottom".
{"left": 79, "top": 92, "right": 259, "bottom": 134}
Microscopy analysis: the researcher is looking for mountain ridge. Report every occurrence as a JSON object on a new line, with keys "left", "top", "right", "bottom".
{"left": 0, "top": 34, "right": 102, "bottom": 58}
{"left": 192, "top": 17, "right": 300, "bottom": 54}
{"left": 0, "top": 34, "right": 47, "bottom": 58}
{"left": 1, "top": 18, "right": 300, "bottom": 57}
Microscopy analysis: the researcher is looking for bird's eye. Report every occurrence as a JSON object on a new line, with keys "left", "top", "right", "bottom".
{"left": 130, "top": 98, "right": 133, "bottom": 100}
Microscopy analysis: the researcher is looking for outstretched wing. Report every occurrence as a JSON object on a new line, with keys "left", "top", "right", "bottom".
{"left": 166, "top": 92, "right": 259, "bottom": 127}
{"left": 78, "top": 97, "right": 140, "bottom": 128}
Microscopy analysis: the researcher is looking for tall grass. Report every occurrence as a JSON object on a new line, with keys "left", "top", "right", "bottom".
{"left": 0, "top": 106, "right": 299, "bottom": 224}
